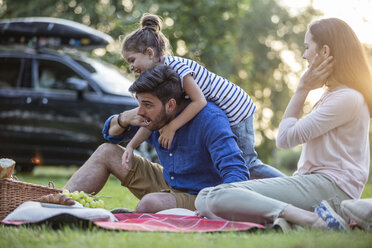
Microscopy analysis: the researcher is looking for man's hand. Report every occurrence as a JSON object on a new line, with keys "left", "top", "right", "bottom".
{"left": 158, "top": 124, "right": 176, "bottom": 149}
{"left": 109, "top": 107, "right": 148, "bottom": 136}
{"left": 120, "top": 107, "right": 147, "bottom": 127}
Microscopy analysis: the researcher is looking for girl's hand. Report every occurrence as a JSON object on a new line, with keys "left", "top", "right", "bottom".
{"left": 158, "top": 124, "right": 175, "bottom": 149}
{"left": 299, "top": 54, "right": 334, "bottom": 91}
{"left": 122, "top": 146, "right": 134, "bottom": 170}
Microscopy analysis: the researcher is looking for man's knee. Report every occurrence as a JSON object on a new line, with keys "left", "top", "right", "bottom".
{"left": 94, "top": 143, "right": 125, "bottom": 163}
{"left": 96, "top": 143, "right": 122, "bottom": 154}
{"left": 136, "top": 193, "right": 177, "bottom": 213}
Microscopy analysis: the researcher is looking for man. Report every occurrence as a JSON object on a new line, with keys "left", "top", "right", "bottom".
{"left": 64, "top": 65, "right": 249, "bottom": 212}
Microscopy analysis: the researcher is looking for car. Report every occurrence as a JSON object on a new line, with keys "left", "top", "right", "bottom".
{"left": 0, "top": 17, "right": 156, "bottom": 172}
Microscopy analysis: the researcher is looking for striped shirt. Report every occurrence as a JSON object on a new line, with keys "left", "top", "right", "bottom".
{"left": 165, "top": 56, "right": 255, "bottom": 125}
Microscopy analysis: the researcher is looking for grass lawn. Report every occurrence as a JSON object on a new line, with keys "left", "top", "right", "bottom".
{"left": 1, "top": 166, "right": 372, "bottom": 248}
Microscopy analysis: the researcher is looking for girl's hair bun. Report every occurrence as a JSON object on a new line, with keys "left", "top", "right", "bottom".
{"left": 140, "top": 13, "right": 162, "bottom": 32}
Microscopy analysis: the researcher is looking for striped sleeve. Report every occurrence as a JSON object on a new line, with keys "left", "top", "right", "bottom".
{"left": 165, "top": 56, "right": 256, "bottom": 125}
{"left": 165, "top": 56, "right": 194, "bottom": 87}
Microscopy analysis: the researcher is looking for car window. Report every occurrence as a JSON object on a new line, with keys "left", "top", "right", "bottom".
{"left": 36, "top": 59, "right": 94, "bottom": 92}
{"left": 0, "top": 57, "right": 22, "bottom": 88}
{"left": 81, "top": 58, "right": 133, "bottom": 96}
{"left": 75, "top": 59, "right": 96, "bottom": 73}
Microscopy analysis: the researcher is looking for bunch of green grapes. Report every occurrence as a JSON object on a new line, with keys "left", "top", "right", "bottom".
{"left": 62, "top": 189, "right": 104, "bottom": 208}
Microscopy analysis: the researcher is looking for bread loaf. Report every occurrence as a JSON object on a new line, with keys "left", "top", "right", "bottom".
{"left": 38, "top": 193, "right": 75, "bottom": 206}
{"left": 0, "top": 158, "right": 16, "bottom": 179}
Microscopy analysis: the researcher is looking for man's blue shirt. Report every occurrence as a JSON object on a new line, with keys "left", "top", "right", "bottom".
{"left": 103, "top": 101, "right": 249, "bottom": 194}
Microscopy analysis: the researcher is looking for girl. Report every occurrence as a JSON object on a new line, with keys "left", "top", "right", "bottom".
{"left": 195, "top": 18, "right": 372, "bottom": 231}
{"left": 121, "top": 13, "right": 284, "bottom": 179}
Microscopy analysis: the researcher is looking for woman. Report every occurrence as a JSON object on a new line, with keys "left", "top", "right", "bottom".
{"left": 195, "top": 18, "right": 372, "bottom": 231}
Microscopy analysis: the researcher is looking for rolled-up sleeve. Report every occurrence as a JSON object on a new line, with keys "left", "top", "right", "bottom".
{"left": 102, "top": 115, "right": 138, "bottom": 144}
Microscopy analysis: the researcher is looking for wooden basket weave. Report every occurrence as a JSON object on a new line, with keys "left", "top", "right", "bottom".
{"left": 0, "top": 178, "right": 62, "bottom": 220}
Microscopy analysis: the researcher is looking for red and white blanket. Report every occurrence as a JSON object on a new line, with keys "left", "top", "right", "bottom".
{"left": 2, "top": 213, "right": 265, "bottom": 233}
{"left": 95, "top": 213, "right": 265, "bottom": 232}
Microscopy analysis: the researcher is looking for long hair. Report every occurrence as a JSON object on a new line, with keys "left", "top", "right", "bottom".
{"left": 309, "top": 18, "right": 372, "bottom": 116}
{"left": 121, "top": 13, "right": 172, "bottom": 60}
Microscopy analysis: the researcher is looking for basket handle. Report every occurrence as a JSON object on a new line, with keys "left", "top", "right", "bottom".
{"left": 48, "top": 181, "right": 56, "bottom": 188}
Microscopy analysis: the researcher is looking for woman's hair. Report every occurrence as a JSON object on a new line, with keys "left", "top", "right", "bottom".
{"left": 129, "top": 65, "right": 184, "bottom": 105}
{"left": 122, "top": 13, "right": 172, "bottom": 60}
{"left": 309, "top": 18, "right": 372, "bottom": 115}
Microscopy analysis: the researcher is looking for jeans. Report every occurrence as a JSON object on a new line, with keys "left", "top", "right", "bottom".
{"left": 195, "top": 173, "right": 351, "bottom": 223}
{"left": 231, "top": 115, "right": 285, "bottom": 179}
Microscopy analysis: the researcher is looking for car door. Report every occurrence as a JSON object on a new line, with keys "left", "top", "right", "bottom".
{"left": 0, "top": 55, "right": 38, "bottom": 165}
{"left": 27, "top": 56, "right": 110, "bottom": 165}
{"left": 0, "top": 17, "right": 139, "bottom": 169}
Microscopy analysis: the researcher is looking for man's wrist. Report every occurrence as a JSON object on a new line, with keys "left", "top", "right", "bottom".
{"left": 117, "top": 113, "right": 130, "bottom": 130}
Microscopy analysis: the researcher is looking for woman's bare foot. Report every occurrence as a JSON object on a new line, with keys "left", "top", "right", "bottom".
{"left": 311, "top": 216, "right": 327, "bottom": 229}
{"left": 281, "top": 205, "right": 327, "bottom": 229}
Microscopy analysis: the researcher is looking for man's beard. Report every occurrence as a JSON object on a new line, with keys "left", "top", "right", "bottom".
{"left": 146, "top": 105, "right": 172, "bottom": 131}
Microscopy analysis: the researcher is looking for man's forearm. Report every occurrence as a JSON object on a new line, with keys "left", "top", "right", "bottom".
{"left": 107, "top": 107, "right": 142, "bottom": 136}
{"left": 102, "top": 113, "right": 139, "bottom": 145}
{"left": 108, "top": 113, "right": 130, "bottom": 136}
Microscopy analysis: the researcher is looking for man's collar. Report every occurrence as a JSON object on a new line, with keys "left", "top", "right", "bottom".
{"left": 175, "top": 100, "right": 190, "bottom": 117}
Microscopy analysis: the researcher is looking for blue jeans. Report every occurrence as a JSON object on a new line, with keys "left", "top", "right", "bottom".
{"left": 231, "top": 115, "right": 286, "bottom": 179}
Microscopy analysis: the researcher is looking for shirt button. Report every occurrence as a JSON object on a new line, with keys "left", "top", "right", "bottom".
{"left": 169, "top": 153, "right": 173, "bottom": 157}
{"left": 171, "top": 176, "right": 174, "bottom": 180}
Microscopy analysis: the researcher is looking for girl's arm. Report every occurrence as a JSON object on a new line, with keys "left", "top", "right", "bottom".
{"left": 122, "top": 127, "right": 152, "bottom": 168}
{"left": 127, "top": 127, "right": 152, "bottom": 149}
{"left": 159, "top": 74, "right": 207, "bottom": 149}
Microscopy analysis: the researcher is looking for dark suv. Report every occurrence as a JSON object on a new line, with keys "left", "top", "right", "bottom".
{"left": 0, "top": 17, "right": 144, "bottom": 172}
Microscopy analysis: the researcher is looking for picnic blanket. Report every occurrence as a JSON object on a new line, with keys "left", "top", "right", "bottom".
{"left": 1, "top": 202, "right": 264, "bottom": 232}
{"left": 94, "top": 213, "right": 264, "bottom": 232}
{"left": 2, "top": 213, "right": 264, "bottom": 232}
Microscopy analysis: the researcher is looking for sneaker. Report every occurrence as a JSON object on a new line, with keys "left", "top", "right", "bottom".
{"left": 314, "top": 200, "right": 350, "bottom": 231}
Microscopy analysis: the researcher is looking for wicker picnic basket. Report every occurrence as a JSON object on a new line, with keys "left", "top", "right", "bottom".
{"left": 0, "top": 178, "right": 62, "bottom": 220}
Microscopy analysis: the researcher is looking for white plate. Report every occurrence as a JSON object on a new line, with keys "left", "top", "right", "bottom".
{"left": 41, "top": 202, "right": 83, "bottom": 208}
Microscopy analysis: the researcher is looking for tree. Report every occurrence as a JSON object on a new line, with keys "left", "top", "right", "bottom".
{"left": 0, "top": 0, "right": 320, "bottom": 164}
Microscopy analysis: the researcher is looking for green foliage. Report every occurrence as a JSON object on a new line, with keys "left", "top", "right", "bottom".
{"left": 274, "top": 148, "right": 301, "bottom": 173}
{"left": 362, "top": 183, "right": 372, "bottom": 198}
{"left": 2, "top": 224, "right": 372, "bottom": 248}
{"left": 2, "top": 225, "right": 372, "bottom": 248}
{"left": 0, "top": 0, "right": 325, "bottom": 163}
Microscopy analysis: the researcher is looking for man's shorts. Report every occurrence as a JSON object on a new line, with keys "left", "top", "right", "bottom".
{"left": 121, "top": 151, "right": 197, "bottom": 210}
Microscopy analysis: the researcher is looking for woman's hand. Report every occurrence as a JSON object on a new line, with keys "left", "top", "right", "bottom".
{"left": 299, "top": 54, "right": 334, "bottom": 91}
{"left": 281, "top": 55, "right": 334, "bottom": 120}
